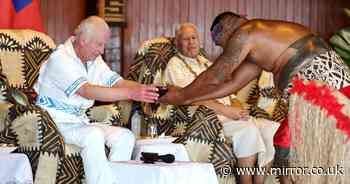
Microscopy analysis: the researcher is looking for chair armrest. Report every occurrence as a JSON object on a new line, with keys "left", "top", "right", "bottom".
{"left": 87, "top": 103, "right": 128, "bottom": 127}
{"left": 8, "top": 104, "right": 65, "bottom": 156}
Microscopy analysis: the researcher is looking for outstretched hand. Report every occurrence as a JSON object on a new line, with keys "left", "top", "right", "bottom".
{"left": 158, "top": 85, "right": 187, "bottom": 105}
{"left": 128, "top": 84, "right": 159, "bottom": 103}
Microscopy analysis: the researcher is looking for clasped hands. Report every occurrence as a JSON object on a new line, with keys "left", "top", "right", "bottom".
{"left": 128, "top": 84, "right": 169, "bottom": 103}
{"left": 128, "top": 84, "right": 159, "bottom": 103}
{"left": 130, "top": 84, "right": 249, "bottom": 121}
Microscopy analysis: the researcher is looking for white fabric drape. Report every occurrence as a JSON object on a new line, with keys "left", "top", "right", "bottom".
{"left": 0, "top": 152, "right": 33, "bottom": 184}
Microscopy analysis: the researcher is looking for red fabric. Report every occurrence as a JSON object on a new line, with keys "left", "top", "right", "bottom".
{"left": 273, "top": 118, "right": 290, "bottom": 148}
{"left": 274, "top": 83, "right": 350, "bottom": 149}
{"left": 339, "top": 86, "right": 350, "bottom": 99}
{"left": 0, "top": 0, "right": 44, "bottom": 32}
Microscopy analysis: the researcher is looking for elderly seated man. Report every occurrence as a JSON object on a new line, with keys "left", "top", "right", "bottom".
{"left": 34, "top": 16, "right": 159, "bottom": 184}
{"left": 164, "top": 23, "right": 280, "bottom": 184}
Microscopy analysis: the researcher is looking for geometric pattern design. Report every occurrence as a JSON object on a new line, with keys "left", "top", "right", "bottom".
{"left": 0, "top": 32, "right": 21, "bottom": 52}
{"left": 174, "top": 106, "right": 237, "bottom": 180}
{"left": 246, "top": 79, "right": 288, "bottom": 123}
{"left": 10, "top": 109, "right": 42, "bottom": 149}
{"left": 56, "top": 155, "right": 84, "bottom": 184}
{"left": 183, "top": 106, "right": 223, "bottom": 141}
{"left": 167, "top": 105, "right": 191, "bottom": 136}
{"left": 23, "top": 36, "right": 53, "bottom": 88}
{"left": 0, "top": 50, "right": 25, "bottom": 87}
{"left": 127, "top": 36, "right": 205, "bottom": 134}
{"left": 0, "top": 120, "right": 17, "bottom": 145}
{"left": 145, "top": 105, "right": 190, "bottom": 137}
{"left": 0, "top": 31, "right": 55, "bottom": 89}
{"left": 86, "top": 103, "right": 124, "bottom": 127}
{"left": 8, "top": 104, "right": 65, "bottom": 179}
{"left": 0, "top": 72, "right": 9, "bottom": 101}
{"left": 298, "top": 50, "right": 350, "bottom": 90}
{"left": 127, "top": 37, "right": 177, "bottom": 84}
{"left": 36, "top": 108, "right": 65, "bottom": 156}
{"left": 210, "top": 142, "right": 236, "bottom": 176}
{"left": 64, "top": 77, "right": 87, "bottom": 97}
{"left": 37, "top": 95, "right": 86, "bottom": 116}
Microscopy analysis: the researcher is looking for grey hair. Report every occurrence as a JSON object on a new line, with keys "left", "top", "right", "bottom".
{"left": 175, "top": 22, "right": 198, "bottom": 39}
{"left": 74, "top": 16, "right": 110, "bottom": 43}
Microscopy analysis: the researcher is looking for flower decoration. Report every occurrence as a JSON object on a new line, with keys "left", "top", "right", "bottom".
{"left": 289, "top": 77, "right": 350, "bottom": 139}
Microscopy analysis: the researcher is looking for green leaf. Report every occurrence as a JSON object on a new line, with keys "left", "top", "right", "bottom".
{"left": 330, "top": 27, "right": 350, "bottom": 53}
{"left": 334, "top": 46, "right": 350, "bottom": 61}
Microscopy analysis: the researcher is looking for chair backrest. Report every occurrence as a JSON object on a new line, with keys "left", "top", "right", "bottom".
{"left": 0, "top": 29, "right": 56, "bottom": 138}
{"left": 127, "top": 37, "right": 191, "bottom": 135}
{"left": 0, "top": 29, "right": 55, "bottom": 90}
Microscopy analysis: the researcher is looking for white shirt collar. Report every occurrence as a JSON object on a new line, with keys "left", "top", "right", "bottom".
{"left": 63, "top": 36, "right": 81, "bottom": 62}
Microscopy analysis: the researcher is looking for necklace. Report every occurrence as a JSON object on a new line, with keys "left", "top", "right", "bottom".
{"left": 176, "top": 54, "right": 210, "bottom": 77}
{"left": 176, "top": 54, "right": 237, "bottom": 105}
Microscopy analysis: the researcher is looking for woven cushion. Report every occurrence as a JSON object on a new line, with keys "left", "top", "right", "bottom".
{"left": 6, "top": 90, "right": 86, "bottom": 183}
{"left": 247, "top": 71, "right": 288, "bottom": 122}
{"left": 0, "top": 29, "right": 55, "bottom": 89}
{"left": 174, "top": 106, "right": 237, "bottom": 180}
{"left": 86, "top": 104, "right": 125, "bottom": 127}
{"left": 7, "top": 100, "right": 64, "bottom": 181}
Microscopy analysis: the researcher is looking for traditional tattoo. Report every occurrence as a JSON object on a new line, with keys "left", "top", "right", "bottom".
{"left": 213, "top": 31, "right": 246, "bottom": 82}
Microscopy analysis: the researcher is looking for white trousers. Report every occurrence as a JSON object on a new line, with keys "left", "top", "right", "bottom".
{"left": 220, "top": 117, "right": 280, "bottom": 167}
{"left": 56, "top": 122, "right": 135, "bottom": 184}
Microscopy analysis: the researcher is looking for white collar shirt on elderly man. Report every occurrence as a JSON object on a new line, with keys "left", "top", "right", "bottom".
{"left": 164, "top": 53, "right": 232, "bottom": 107}
{"left": 34, "top": 36, "right": 122, "bottom": 124}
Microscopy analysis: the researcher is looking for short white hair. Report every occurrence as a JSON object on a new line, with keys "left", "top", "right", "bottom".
{"left": 175, "top": 22, "right": 198, "bottom": 39}
{"left": 74, "top": 16, "right": 110, "bottom": 43}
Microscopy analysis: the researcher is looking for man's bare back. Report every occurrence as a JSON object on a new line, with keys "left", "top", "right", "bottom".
{"left": 236, "top": 19, "right": 312, "bottom": 85}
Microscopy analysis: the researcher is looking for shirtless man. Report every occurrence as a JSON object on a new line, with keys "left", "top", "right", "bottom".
{"left": 160, "top": 12, "right": 350, "bottom": 105}
{"left": 165, "top": 22, "right": 279, "bottom": 184}
{"left": 160, "top": 12, "right": 350, "bottom": 183}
